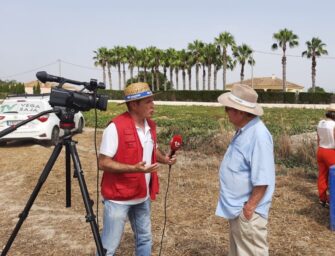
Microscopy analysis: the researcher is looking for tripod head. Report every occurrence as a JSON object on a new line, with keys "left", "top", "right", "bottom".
{"left": 53, "top": 106, "right": 77, "bottom": 131}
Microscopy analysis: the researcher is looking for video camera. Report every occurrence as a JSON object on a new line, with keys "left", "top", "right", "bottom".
{"left": 36, "top": 71, "right": 108, "bottom": 112}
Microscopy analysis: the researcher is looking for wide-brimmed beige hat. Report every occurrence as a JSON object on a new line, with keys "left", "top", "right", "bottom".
{"left": 326, "top": 103, "right": 335, "bottom": 112}
{"left": 119, "top": 82, "right": 154, "bottom": 104}
{"left": 218, "top": 83, "right": 263, "bottom": 116}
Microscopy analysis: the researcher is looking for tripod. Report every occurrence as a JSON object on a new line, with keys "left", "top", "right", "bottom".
{"left": 0, "top": 112, "right": 106, "bottom": 256}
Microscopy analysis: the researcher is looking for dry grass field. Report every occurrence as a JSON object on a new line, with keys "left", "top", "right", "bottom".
{"left": 1, "top": 129, "right": 335, "bottom": 256}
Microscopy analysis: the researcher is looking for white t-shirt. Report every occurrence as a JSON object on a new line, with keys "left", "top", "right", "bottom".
{"left": 317, "top": 119, "right": 335, "bottom": 149}
{"left": 100, "top": 119, "right": 154, "bottom": 205}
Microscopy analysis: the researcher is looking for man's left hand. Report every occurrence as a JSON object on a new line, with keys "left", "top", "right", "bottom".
{"left": 243, "top": 203, "right": 255, "bottom": 220}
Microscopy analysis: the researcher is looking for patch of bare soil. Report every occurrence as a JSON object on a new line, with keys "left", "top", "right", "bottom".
{"left": 0, "top": 129, "right": 334, "bottom": 255}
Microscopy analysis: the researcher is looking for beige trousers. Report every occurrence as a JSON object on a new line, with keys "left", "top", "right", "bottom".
{"left": 228, "top": 212, "right": 268, "bottom": 256}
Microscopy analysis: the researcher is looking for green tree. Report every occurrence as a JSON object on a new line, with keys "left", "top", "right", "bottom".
{"left": 188, "top": 40, "right": 204, "bottom": 91}
{"left": 33, "top": 82, "right": 41, "bottom": 94}
{"left": 110, "top": 46, "right": 124, "bottom": 90}
{"left": 93, "top": 47, "right": 109, "bottom": 88}
{"left": 128, "top": 71, "right": 172, "bottom": 91}
{"left": 215, "top": 31, "right": 236, "bottom": 90}
{"left": 271, "top": 28, "right": 299, "bottom": 92}
{"left": 302, "top": 37, "right": 328, "bottom": 92}
{"left": 125, "top": 45, "right": 138, "bottom": 84}
{"left": 307, "top": 86, "right": 325, "bottom": 93}
{"left": 202, "top": 43, "right": 218, "bottom": 90}
{"left": 233, "top": 44, "right": 255, "bottom": 82}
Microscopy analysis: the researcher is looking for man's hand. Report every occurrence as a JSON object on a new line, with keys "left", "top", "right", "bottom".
{"left": 243, "top": 203, "right": 255, "bottom": 220}
{"left": 156, "top": 148, "right": 177, "bottom": 165}
{"left": 133, "top": 161, "right": 159, "bottom": 173}
{"left": 165, "top": 154, "right": 177, "bottom": 166}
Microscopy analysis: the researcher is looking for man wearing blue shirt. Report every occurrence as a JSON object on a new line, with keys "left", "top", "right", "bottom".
{"left": 216, "top": 84, "right": 275, "bottom": 256}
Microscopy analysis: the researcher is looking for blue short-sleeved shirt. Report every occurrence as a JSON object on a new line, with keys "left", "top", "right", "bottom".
{"left": 215, "top": 117, "right": 275, "bottom": 219}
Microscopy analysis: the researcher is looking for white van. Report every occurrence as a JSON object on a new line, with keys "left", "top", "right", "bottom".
{"left": 0, "top": 94, "right": 84, "bottom": 146}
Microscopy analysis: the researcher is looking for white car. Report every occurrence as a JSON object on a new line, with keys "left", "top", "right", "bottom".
{"left": 0, "top": 94, "right": 85, "bottom": 146}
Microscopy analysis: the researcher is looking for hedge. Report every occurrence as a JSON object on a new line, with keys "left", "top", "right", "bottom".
{"left": 97, "top": 89, "right": 334, "bottom": 104}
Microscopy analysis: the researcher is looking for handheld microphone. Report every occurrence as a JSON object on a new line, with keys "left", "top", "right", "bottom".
{"left": 169, "top": 135, "right": 183, "bottom": 158}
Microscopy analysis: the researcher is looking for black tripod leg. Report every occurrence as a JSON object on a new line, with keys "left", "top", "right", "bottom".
{"left": 68, "top": 141, "right": 106, "bottom": 256}
{"left": 65, "top": 143, "right": 71, "bottom": 207}
{"left": 1, "top": 142, "right": 63, "bottom": 256}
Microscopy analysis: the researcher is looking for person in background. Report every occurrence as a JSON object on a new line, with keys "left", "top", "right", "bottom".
{"left": 316, "top": 103, "right": 335, "bottom": 208}
{"left": 215, "top": 84, "right": 275, "bottom": 256}
{"left": 98, "top": 82, "right": 177, "bottom": 255}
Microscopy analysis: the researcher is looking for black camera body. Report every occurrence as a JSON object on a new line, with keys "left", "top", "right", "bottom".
{"left": 36, "top": 71, "right": 108, "bottom": 112}
{"left": 49, "top": 87, "right": 108, "bottom": 112}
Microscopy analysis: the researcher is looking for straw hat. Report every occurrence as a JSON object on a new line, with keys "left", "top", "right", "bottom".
{"left": 326, "top": 103, "right": 335, "bottom": 112}
{"left": 119, "top": 82, "right": 154, "bottom": 104}
{"left": 217, "top": 83, "right": 263, "bottom": 116}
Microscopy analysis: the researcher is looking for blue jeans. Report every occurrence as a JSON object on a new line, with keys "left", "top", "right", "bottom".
{"left": 100, "top": 198, "right": 152, "bottom": 256}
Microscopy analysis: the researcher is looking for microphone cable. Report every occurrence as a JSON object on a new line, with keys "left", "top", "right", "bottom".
{"left": 158, "top": 164, "right": 172, "bottom": 256}
{"left": 92, "top": 97, "right": 100, "bottom": 229}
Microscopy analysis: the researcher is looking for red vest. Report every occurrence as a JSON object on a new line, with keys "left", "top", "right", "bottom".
{"left": 101, "top": 112, "right": 159, "bottom": 201}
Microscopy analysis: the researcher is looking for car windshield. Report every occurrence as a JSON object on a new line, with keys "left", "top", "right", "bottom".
{"left": 0, "top": 101, "right": 45, "bottom": 114}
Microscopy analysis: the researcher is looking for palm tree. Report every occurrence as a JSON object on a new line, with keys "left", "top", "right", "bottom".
{"left": 302, "top": 37, "right": 328, "bottom": 92}
{"left": 93, "top": 47, "right": 109, "bottom": 88}
{"left": 110, "top": 46, "right": 124, "bottom": 90}
{"left": 233, "top": 44, "right": 255, "bottom": 82}
{"left": 160, "top": 50, "right": 171, "bottom": 90}
{"left": 214, "top": 32, "right": 236, "bottom": 90}
{"left": 272, "top": 28, "right": 299, "bottom": 92}
{"left": 125, "top": 46, "right": 138, "bottom": 83}
{"left": 178, "top": 49, "right": 189, "bottom": 90}
{"left": 213, "top": 47, "right": 222, "bottom": 90}
{"left": 148, "top": 46, "right": 162, "bottom": 91}
{"left": 166, "top": 48, "right": 176, "bottom": 89}
{"left": 106, "top": 49, "right": 115, "bottom": 90}
{"left": 186, "top": 51, "right": 195, "bottom": 90}
{"left": 202, "top": 43, "right": 217, "bottom": 90}
{"left": 188, "top": 40, "right": 204, "bottom": 91}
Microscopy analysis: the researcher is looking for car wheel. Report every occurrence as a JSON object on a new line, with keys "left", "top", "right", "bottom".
{"left": 0, "top": 141, "right": 7, "bottom": 146}
{"left": 76, "top": 118, "right": 84, "bottom": 133}
{"left": 50, "top": 126, "right": 60, "bottom": 146}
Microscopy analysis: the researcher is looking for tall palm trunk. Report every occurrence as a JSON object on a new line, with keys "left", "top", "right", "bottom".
{"left": 187, "top": 68, "right": 192, "bottom": 90}
{"left": 175, "top": 69, "right": 179, "bottom": 90}
{"left": 202, "top": 65, "right": 206, "bottom": 90}
{"left": 195, "top": 65, "right": 199, "bottom": 91}
{"left": 214, "top": 67, "right": 218, "bottom": 90}
{"left": 282, "top": 55, "right": 287, "bottom": 92}
{"left": 144, "top": 68, "right": 147, "bottom": 83}
{"left": 117, "top": 64, "right": 121, "bottom": 90}
{"left": 130, "top": 66, "right": 134, "bottom": 83}
{"left": 240, "top": 63, "right": 245, "bottom": 82}
{"left": 182, "top": 70, "right": 186, "bottom": 90}
{"left": 222, "top": 52, "right": 227, "bottom": 90}
{"left": 102, "top": 66, "right": 107, "bottom": 87}
{"left": 151, "top": 68, "right": 155, "bottom": 91}
{"left": 137, "top": 67, "right": 140, "bottom": 82}
{"left": 122, "top": 63, "right": 126, "bottom": 87}
{"left": 207, "top": 65, "right": 212, "bottom": 90}
{"left": 107, "top": 64, "right": 112, "bottom": 90}
{"left": 155, "top": 67, "right": 160, "bottom": 91}
{"left": 163, "top": 67, "right": 167, "bottom": 91}
{"left": 312, "top": 56, "right": 316, "bottom": 92}
{"left": 169, "top": 68, "right": 173, "bottom": 88}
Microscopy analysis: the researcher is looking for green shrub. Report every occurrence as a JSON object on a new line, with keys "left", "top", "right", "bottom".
{"left": 298, "top": 92, "right": 332, "bottom": 104}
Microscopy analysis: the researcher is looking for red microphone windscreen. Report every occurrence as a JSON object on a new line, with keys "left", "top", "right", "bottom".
{"left": 170, "top": 135, "right": 183, "bottom": 151}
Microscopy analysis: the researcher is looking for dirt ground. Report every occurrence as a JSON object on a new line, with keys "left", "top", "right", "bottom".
{"left": 1, "top": 129, "right": 335, "bottom": 256}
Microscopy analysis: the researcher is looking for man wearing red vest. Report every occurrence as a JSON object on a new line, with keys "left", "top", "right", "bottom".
{"left": 98, "top": 82, "right": 176, "bottom": 255}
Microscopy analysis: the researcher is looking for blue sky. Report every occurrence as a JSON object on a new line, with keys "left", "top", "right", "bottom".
{"left": 1, "top": 0, "right": 335, "bottom": 91}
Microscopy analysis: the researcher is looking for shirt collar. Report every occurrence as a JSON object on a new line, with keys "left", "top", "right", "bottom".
{"left": 239, "top": 116, "right": 260, "bottom": 133}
